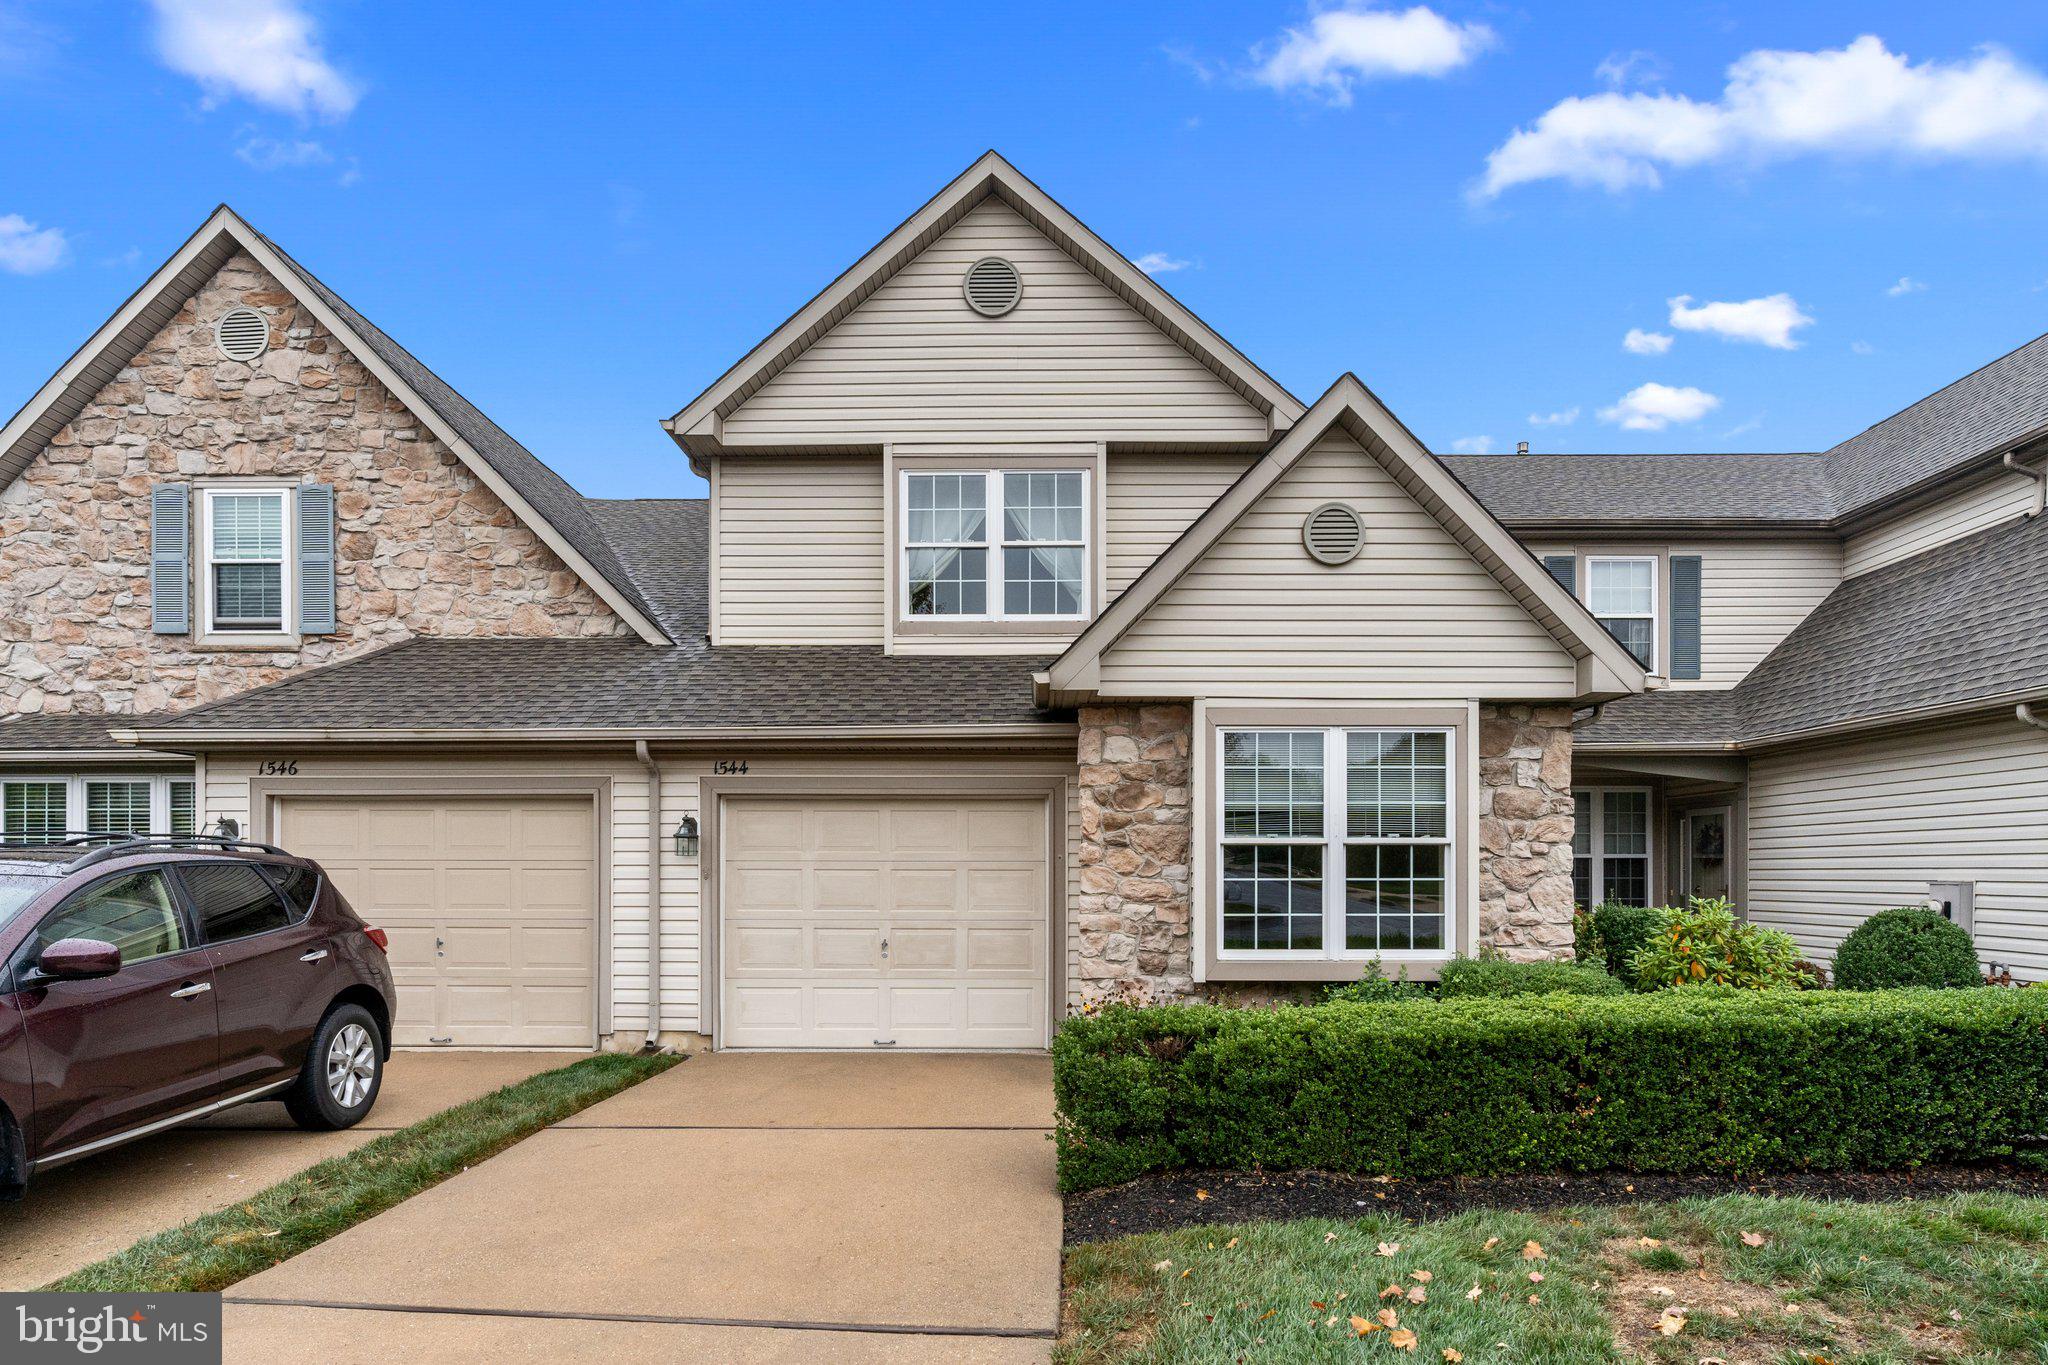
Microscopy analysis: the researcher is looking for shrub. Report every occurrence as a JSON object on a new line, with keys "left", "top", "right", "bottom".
{"left": 1437, "top": 956, "right": 1624, "bottom": 999}
{"left": 1632, "top": 897, "right": 1802, "bottom": 991}
{"left": 1587, "top": 901, "right": 1665, "bottom": 980}
{"left": 1323, "top": 958, "right": 1429, "bottom": 1004}
{"left": 1834, "top": 907, "right": 1982, "bottom": 991}
{"left": 1051, "top": 989, "right": 2048, "bottom": 1191}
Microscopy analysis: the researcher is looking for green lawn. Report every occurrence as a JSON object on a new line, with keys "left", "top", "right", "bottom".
{"left": 50, "top": 1051, "right": 682, "bottom": 1294}
{"left": 1060, "top": 1193, "right": 2048, "bottom": 1364}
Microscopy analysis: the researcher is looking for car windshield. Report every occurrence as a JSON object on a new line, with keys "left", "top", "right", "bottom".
{"left": 0, "top": 873, "right": 54, "bottom": 926}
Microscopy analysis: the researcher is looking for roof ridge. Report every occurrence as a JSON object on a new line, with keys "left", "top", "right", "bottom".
{"left": 1826, "top": 327, "right": 2048, "bottom": 457}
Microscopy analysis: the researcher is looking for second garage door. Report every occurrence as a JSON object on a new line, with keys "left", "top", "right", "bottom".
{"left": 721, "top": 796, "right": 1050, "bottom": 1049}
{"left": 277, "top": 796, "right": 598, "bottom": 1048}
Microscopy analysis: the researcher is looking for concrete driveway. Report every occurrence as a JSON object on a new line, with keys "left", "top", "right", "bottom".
{"left": 221, "top": 1052, "right": 1060, "bottom": 1363}
{"left": 0, "top": 1050, "right": 574, "bottom": 1289}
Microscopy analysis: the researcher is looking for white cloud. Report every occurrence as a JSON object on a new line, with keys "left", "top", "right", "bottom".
{"left": 1134, "top": 251, "right": 1192, "bottom": 275}
{"left": 1667, "top": 292, "right": 1813, "bottom": 349}
{"left": 1477, "top": 36, "right": 2048, "bottom": 198}
{"left": 1527, "top": 407, "right": 1580, "bottom": 426}
{"left": 235, "top": 135, "right": 332, "bottom": 170}
{"left": 0, "top": 214, "right": 68, "bottom": 274}
{"left": 1596, "top": 50, "right": 1666, "bottom": 89}
{"left": 1623, "top": 327, "right": 1674, "bottom": 355}
{"left": 1887, "top": 275, "right": 1926, "bottom": 296}
{"left": 1723, "top": 415, "right": 1765, "bottom": 437}
{"left": 149, "top": 0, "right": 359, "bottom": 119}
{"left": 1851, "top": 340, "right": 1876, "bottom": 355}
{"left": 1449, "top": 435, "right": 1495, "bottom": 453}
{"left": 1598, "top": 382, "right": 1721, "bottom": 431}
{"left": 1253, "top": 5, "right": 1494, "bottom": 104}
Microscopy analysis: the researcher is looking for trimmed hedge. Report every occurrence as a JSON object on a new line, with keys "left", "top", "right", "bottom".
{"left": 1586, "top": 902, "right": 1664, "bottom": 980}
{"left": 1834, "top": 907, "right": 1981, "bottom": 990}
{"left": 1052, "top": 989, "right": 2048, "bottom": 1192}
{"left": 1436, "top": 957, "right": 1624, "bottom": 999}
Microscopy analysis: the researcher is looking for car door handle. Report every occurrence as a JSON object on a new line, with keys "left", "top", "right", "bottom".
{"left": 299, "top": 949, "right": 329, "bottom": 962}
{"left": 169, "top": 982, "right": 212, "bottom": 999}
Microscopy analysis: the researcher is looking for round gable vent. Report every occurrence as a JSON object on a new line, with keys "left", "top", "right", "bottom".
{"left": 214, "top": 308, "right": 270, "bottom": 361}
{"left": 1302, "top": 501, "right": 1365, "bottom": 565}
{"left": 963, "top": 256, "right": 1022, "bottom": 317}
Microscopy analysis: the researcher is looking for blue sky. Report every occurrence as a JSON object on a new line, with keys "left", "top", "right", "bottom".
{"left": 3, "top": 1, "right": 2047, "bottom": 498}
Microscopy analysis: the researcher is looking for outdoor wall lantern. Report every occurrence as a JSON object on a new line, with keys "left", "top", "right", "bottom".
{"left": 674, "top": 816, "right": 700, "bottom": 860}
{"left": 212, "top": 816, "right": 240, "bottom": 839}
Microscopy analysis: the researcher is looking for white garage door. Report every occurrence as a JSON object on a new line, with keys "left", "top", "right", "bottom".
{"left": 721, "top": 796, "right": 1049, "bottom": 1049}
{"left": 278, "top": 796, "right": 597, "bottom": 1047}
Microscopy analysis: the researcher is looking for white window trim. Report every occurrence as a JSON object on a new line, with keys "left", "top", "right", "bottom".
{"left": 1215, "top": 726, "right": 1457, "bottom": 964}
{"left": 1, "top": 774, "right": 198, "bottom": 839}
{"left": 897, "top": 468, "right": 1092, "bottom": 624}
{"left": 198, "top": 483, "right": 296, "bottom": 643}
{"left": 1574, "top": 785, "right": 1653, "bottom": 908}
{"left": 1584, "top": 554, "right": 1657, "bottom": 672}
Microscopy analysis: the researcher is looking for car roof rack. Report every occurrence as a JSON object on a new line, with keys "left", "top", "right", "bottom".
{"left": 0, "top": 833, "right": 290, "bottom": 872}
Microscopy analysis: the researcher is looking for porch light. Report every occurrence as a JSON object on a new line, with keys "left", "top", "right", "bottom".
{"left": 212, "top": 816, "right": 240, "bottom": 839}
{"left": 673, "top": 816, "right": 699, "bottom": 860}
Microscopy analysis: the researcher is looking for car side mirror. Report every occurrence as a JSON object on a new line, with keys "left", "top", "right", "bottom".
{"left": 37, "top": 938, "right": 122, "bottom": 981}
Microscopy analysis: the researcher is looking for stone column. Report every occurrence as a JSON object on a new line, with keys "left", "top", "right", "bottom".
{"left": 1476, "top": 703, "right": 1578, "bottom": 961}
{"left": 1074, "top": 704, "right": 1194, "bottom": 1005}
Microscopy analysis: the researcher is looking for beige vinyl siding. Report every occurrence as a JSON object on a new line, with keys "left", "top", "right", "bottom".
{"left": 1747, "top": 715, "right": 2048, "bottom": 980}
{"left": 715, "top": 454, "right": 884, "bottom": 645}
{"left": 1099, "top": 430, "right": 1579, "bottom": 700}
{"left": 1105, "top": 452, "right": 1256, "bottom": 597}
{"left": 1843, "top": 474, "right": 2035, "bottom": 577}
{"left": 722, "top": 198, "right": 1269, "bottom": 447}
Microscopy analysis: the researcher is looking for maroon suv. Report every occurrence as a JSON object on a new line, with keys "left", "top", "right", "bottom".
{"left": 0, "top": 835, "right": 396, "bottom": 1198}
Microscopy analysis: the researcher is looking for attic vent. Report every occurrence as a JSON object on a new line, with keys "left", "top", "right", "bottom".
{"left": 214, "top": 308, "right": 270, "bottom": 362}
{"left": 1302, "top": 502, "right": 1365, "bottom": 565}
{"left": 963, "top": 256, "right": 1022, "bottom": 317}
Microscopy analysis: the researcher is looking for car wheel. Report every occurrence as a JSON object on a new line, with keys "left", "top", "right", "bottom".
{"left": 285, "top": 1004, "right": 384, "bottom": 1131}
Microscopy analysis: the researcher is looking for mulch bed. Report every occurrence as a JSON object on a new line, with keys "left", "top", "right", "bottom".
{"left": 1063, "top": 1163, "right": 2048, "bottom": 1243}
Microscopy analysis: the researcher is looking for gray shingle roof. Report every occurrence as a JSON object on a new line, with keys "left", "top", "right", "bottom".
{"left": 0, "top": 713, "right": 157, "bottom": 753}
{"left": 584, "top": 498, "right": 708, "bottom": 640}
{"left": 1580, "top": 510, "right": 2048, "bottom": 747}
{"left": 253, "top": 232, "right": 669, "bottom": 640}
{"left": 1440, "top": 452, "right": 1835, "bottom": 525}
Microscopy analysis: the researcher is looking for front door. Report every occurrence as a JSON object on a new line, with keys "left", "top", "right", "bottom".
{"left": 16, "top": 866, "right": 220, "bottom": 1159}
{"left": 1680, "top": 807, "right": 1733, "bottom": 902}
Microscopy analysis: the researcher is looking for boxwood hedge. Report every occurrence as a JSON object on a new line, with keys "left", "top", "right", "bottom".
{"left": 1052, "top": 989, "right": 2048, "bottom": 1192}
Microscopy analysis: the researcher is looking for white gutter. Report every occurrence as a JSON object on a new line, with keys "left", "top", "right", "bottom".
{"left": 111, "top": 722, "right": 1076, "bottom": 748}
{"left": 2004, "top": 451, "right": 2047, "bottom": 517}
{"left": 2017, "top": 703, "right": 2048, "bottom": 734}
{"left": 633, "top": 740, "right": 663, "bottom": 1049}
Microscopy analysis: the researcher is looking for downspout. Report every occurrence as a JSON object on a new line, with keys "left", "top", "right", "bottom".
{"left": 634, "top": 740, "right": 663, "bottom": 1051}
{"left": 2017, "top": 703, "right": 2048, "bottom": 734}
{"left": 2003, "top": 451, "right": 2047, "bottom": 517}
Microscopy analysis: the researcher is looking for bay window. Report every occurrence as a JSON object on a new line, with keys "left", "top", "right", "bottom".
{"left": 1, "top": 775, "right": 198, "bottom": 844}
{"left": 1572, "top": 787, "right": 1650, "bottom": 908}
{"left": 1218, "top": 727, "right": 1453, "bottom": 960}
{"left": 1586, "top": 556, "right": 1656, "bottom": 669}
{"left": 902, "top": 469, "right": 1088, "bottom": 621}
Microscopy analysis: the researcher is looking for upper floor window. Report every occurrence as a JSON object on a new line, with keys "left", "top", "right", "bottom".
{"left": 902, "top": 470, "right": 1089, "bottom": 621}
{"left": 204, "top": 488, "right": 292, "bottom": 635}
{"left": 1586, "top": 556, "right": 1655, "bottom": 669}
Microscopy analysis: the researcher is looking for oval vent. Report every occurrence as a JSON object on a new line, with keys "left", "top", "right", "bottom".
{"left": 214, "top": 308, "right": 270, "bottom": 361}
{"left": 963, "top": 256, "right": 1022, "bottom": 317}
{"left": 1302, "top": 502, "right": 1365, "bottom": 565}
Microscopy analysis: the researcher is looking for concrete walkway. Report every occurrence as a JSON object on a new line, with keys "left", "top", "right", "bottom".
{"left": 220, "top": 1052, "right": 1061, "bottom": 1363}
{"left": 1, "top": 1050, "right": 571, "bottom": 1290}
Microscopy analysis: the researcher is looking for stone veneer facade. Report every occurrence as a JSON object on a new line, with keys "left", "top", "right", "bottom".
{"left": 0, "top": 251, "right": 629, "bottom": 717}
{"left": 1073, "top": 702, "right": 1576, "bottom": 1004}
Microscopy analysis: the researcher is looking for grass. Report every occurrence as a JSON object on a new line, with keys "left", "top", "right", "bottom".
{"left": 1058, "top": 1193, "right": 2048, "bottom": 1364}
{"left": 49, "top": 1051, "right": 683, "bottom": 1293}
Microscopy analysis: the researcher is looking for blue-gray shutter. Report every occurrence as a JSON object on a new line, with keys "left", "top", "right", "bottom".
{"left": 295, "top": 483, "right": 337, "bottom": 634}
{"left": 1669, "top": 554, "right": 1702, "bottom": 680}
{"left": 1541, "top": 553, "right": 1578, "bottom": 595}
{"left": 149, "top": 484, "right": 190, "bottom": 634}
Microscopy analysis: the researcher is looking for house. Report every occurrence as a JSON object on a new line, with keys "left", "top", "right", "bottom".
{"left": 1, "top": 153, "right": 2041, "bottom": 1054}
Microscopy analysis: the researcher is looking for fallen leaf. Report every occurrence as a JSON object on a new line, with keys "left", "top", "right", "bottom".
{"left": 1349, "top": 1315, "right": 1379, "bottom": 1337}
{"left": 1225, "top": 1237, "right": 1240, "bottom": 1250}
{"left": 1527, "top": 1271, "right": 1544, "bottom": 1283}
{"left": 1195, "top": 1189, "right": 1209, "bottom": 1201}
{"left": 1311, "top": 1302, "right": 1326, "bottom": 1311}
{"left": 1324, "top": 1315, "right": 1338, "bottom": 1327}
{"left": 1624, "top": 1184, "right": 1635, "bottom": 1193}
{"left": 1527, "top": 1294, "right": 1541, "bottom": 1305}
{"left": 1464, "top": 1282, "right": 1483, "bottom": 1302}
{"left": 1325, "top": 1231, "right": 1339, "bottom": 1244}
{"left": 1649, "top": 1285, "right": 1675, "bottom": 1297}
{"left": 1335, "top": 1292, "right": 1348, "bottom": 1302}
{"left": 1406, "top": 1286, "right": 1427, "bottom": 1305}
{"left": 1180, "top": 1268, "right": 1190, "bottom": 1279}
{"left": 1258, "top": 1308, "right": 1276, "bottom": 1322}
{"left": 1375, "top": 1191, "right": 1387, "bottom": 1199}
{"left": 1381, "top": 1284, "right": 1405, "bottom": 1300}
{"left": 1378, "top": 1308, "right": 1400, "bottom": 1329}
{"left": 1443, "top": 1351, "right": 1464, "bottom": 1363}
{"left": 1377, "top": 1241, "right": 1402, "bottom": 1257}
{"left": 1740, "top": 1231, "right": 1768, "bottom": 1247}
{"left": 1637, "top": 1237, "right": 1662, "bottom": 1248}
{"left": 1388, "top": 1328, "right": 1419, "bottom": 1351}
{"left": 1482, "top": 1237, "right": 1500, "bottom": 1251}
{"left": 1522, "top": 1240, "right": 1547, "bottom": 1260}
{"left": 1153, "top": 1260, "right": 1173, "bottom": 1272}
{"left": 1655, "top": 1309, "right": 1687, "bottom": 1337}
{"left": 1410, "top": 1270, "right": 1433, "bottom": 1283}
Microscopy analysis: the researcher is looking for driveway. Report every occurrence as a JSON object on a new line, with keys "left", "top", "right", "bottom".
{"left": 0, "top": 1050, "right": 574, "bottom": 1289}
{"left": 220, "top": 1052, "right": 1061, "bottom": 1362}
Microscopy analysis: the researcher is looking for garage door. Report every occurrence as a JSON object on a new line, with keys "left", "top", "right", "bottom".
{"left": 722, "top": 797, "right": 1049, "bottom": 1049}
{"left": 278, "top": 797, "right": 597, "bottom": 1047}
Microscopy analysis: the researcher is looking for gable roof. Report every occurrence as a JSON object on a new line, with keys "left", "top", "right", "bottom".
{"left": 664, "top": 151, "right": 1304, "bottom": 459}
{"left": 0, "top": 206, "right": 669, "bottom": 644}
{"left": 1440, "top": 452, "right": 1836, "bottom": 529}
{"left": 1043, "top": 374, "right": 1652, "bottom": 702}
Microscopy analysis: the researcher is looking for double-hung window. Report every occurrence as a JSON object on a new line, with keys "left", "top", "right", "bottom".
{"left": 1586, "top": 556, "right": 1656, "bottom": 669}
{"left": 902, "top": 470, "right": 1088, "bottom": 621}
{"left": 1572, "top": 788, "right": 1650, "bottom": 908}
{"left": 1218, "top": 727, "right": 1453, "bottom": 959}
{"left": 1, "top": 775, "right": 196, "bottom": 844}
{"left": 204, "top": 488, "right": 291, "bottom": 635}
